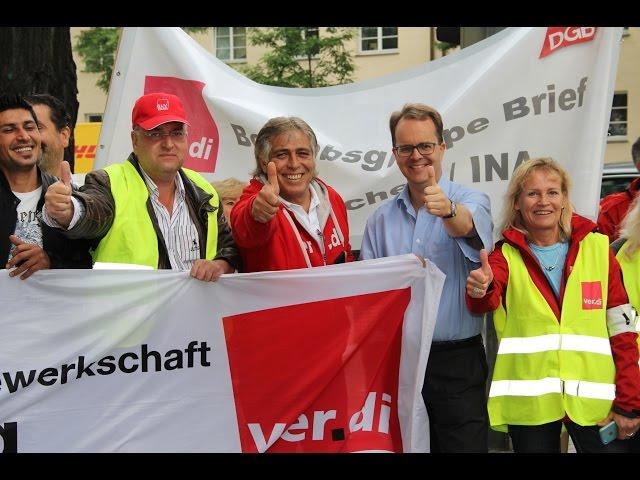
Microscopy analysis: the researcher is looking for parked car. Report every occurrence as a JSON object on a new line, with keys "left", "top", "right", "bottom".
{"left": 601, "top": 162, "right": 639, "bottom": 198}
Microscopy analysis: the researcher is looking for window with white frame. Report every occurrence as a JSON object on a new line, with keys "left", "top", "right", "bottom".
{"left": 608, "top": 92, "right": 627, "bottom": 139}
{"left": 215, "top": 27, "right": 247, "bottom": 61}
{"left": 360, "top": 27, "right": 398, "bottom": 52}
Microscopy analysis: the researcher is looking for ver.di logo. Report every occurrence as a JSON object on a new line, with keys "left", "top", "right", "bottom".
{"left": 223, "top": 289, "right": 410, "bottom": 452}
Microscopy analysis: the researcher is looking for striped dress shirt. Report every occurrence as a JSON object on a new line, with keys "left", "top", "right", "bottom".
{"left": 139, "top": 168, "right": 201, "bottom": 270}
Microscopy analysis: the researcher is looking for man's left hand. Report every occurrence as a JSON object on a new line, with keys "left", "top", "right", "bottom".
{"left": 423, "top": 165, "right": 452, "bottom": 217}
{"left": 6, "top": 235, "right": 51, "bottom": 280}
{"left": 190, "top": 259, "right": 233, "bottom": 282}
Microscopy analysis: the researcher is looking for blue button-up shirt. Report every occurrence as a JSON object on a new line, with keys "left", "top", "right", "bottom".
{"left": 360, "top": 178, "right": 493, "bottom": 341}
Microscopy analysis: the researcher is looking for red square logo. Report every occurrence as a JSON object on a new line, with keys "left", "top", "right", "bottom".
{"left": 539, "top": 27, "right": 597, "bottom": 59}
{"left": 581, "top": 281, "right": 603, "bottom": 310}
{"left": 223, "top": 288, "right": 410, "bottom": 452}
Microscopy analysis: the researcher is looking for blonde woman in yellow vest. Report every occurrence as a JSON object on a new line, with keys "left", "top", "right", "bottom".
{"left": 465, "top": 157, "right": 640, "bottom": 453}
{"left": 612, "top": 195, "right": 640, "bottom": 453}
{"left": 43, "top": 92, "right": 240, "bottom": 280}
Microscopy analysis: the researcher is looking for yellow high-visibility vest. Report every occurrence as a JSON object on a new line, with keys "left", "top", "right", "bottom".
{"left": 92, "top": 161, "right": 218, "bottom": 268}
{"left": 615, "top": 241, "right": 640, "bottom": 349}
{"left": 490, "top": 233, "right": 614, "bottom": 431}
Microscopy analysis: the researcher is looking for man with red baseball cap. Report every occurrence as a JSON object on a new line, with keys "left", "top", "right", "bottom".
{"left": 43, "top": 92, "right": 240, "bottom": 280}
{"left": 131, "top": 92, "right": 191, "bottom": 130}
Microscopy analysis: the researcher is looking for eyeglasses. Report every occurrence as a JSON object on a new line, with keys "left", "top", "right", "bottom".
{"left": 393, "top": 142, "right": 438, "bottom": 158}
{"left": 138, "top": 130, "right": 187, "bottom": 140}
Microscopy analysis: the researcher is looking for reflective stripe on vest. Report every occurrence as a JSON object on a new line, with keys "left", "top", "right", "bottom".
{"left": 489, "top": 378, "right": 615, "bottom": 400}
{"left": 92, "top": 162, "right": 218, "bottom": 268}
{"left": 497, "top": 334, "right": 611, "bottom": 355}
{"left": 489, "top": 233, "right": 614, "bottom": 430}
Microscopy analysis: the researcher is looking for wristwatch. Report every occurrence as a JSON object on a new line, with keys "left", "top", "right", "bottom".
{"left": 443, "top": 200, "right": 457, "bottom": 219}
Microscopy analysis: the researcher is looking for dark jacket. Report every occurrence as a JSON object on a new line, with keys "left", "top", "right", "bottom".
{"left": 1, "top": 167, "right": 93, "bottom": 269}
{"left": 63, "top": 154, "right": 240, "bottom": 270}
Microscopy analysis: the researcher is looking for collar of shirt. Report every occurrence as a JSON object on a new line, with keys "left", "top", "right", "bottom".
{"left": 281, "top": 185, "right": 321, "bottom": 239}
{"left": 138, "top": 166, "right": 186, "bottom": 202}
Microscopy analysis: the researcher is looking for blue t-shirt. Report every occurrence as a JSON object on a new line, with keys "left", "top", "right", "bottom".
{"left": 528, "top": 241, "right": 569, "bottom": 299}
{"left": 360, "top": 178, "right": 493, "bottom": 341}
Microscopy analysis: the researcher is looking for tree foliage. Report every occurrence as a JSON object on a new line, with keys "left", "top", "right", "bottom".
{"left": 75, "top": 27, "right": 210, "bottom": 93}
{"left": 75, "top": 27, "right": 120, "bottom": 93}
{"left": 434, "top": 41, "right": 457, "bottom": 56}
{"left": 242, "top": 27, "right": 355, "bottom": 88}
{"left": 0, "top": 27, "right": 79, "bottom": 169}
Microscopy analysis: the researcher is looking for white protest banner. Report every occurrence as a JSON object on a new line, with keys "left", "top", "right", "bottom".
{"left": 93, "top": 27, "right": 621, "bottom": 247}
{"left": 0, "top": 255, "right": 444, "bottom": 452}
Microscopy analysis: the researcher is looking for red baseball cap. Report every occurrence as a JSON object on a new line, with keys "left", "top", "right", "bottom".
{"left": 131, "top": 92, "right": 191, "bottom": 130}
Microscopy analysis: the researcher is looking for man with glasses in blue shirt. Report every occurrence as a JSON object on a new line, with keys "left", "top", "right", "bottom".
{"left": 44, "top": 92, "right": 239, "bottom": 281}
{"left": 360, "top": 103, "right": 493, "bottom": 452}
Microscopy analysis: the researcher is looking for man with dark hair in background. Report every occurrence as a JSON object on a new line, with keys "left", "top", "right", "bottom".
{"left": 0, "top": 93, "right": 91, "bottom": 279}
{"left": 25, "top": 94, "right": 71, "bottom": 178}
{"left": 598, "top": 137, "right": 640, "bottom": 242}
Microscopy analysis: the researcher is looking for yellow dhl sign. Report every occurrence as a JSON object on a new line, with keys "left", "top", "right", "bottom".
{"left": 74, "top": 122, "right": 101, "bottom": 173}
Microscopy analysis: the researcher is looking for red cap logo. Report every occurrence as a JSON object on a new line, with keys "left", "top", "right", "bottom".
{"left": 131, "top": 92, "right": 190, "bottom": 130}
{"left": 156, "top": 98, "right": 169, "bottom": 111}
{"left": 540, "top": 27, "right": 597, "bottom": 59}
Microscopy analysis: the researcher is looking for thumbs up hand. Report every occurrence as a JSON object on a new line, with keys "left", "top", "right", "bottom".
{"left": 44, "top": 160, "right": 74, "bottom": 228}
{"left": 266, "top": 161, "right": 280, "bottom": 195}
{"left": 466, "top": 249, "right": 494, "bottom": 298}
{"left": 60, "top": 159, "right": 72, "bottom": 187}
{"left": 423, "top": 165, "right": 452, "bottom": 217}
{"left": 251, "top": 161, "right": 281, "bottom": 223}
{"left": 425, "top": 164, "right": 437, "bottom": 188}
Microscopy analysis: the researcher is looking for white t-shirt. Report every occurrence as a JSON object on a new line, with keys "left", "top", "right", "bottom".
{"left": 11, "top": 187, "right": 43, "bottom": 259}
{"left": 280, "top": 186, "right": 321, "bottom": 243}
